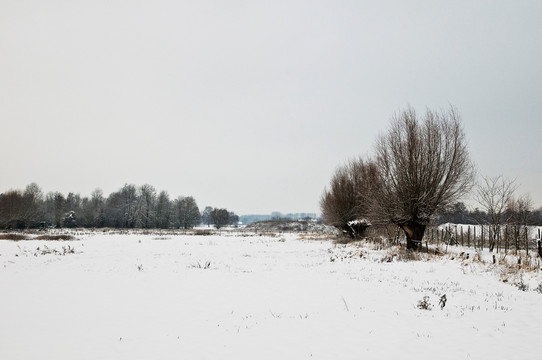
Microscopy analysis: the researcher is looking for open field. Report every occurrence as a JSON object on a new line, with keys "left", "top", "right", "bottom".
{"left": 1, "top": 231, "right": 542, "bottom": 359}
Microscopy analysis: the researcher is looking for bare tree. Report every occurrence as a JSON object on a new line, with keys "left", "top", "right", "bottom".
{"left": 46, "top": 192, "right": 65, "bottom": 228}
{"left": 137, "top": 184, "right": 157, "bottom": 228}
{"left": 475, "top": 175, "right": 518, "bottom": 251}
{"left": 320, "top": 158, "right": 379, "bottom": 237}
{"left": 90, "top": 188, "right": 105, "bottom": 227}
{"left": 514, "top": 194, "right": 533, "bottom": 227}
{"left": 506, "top": 193, "right": 533, "bottom": 252}
{"left": 210, "top": 208, "right": 230, "bottom": 229}
{"left": 372, "top": 106, "right": 475, "bottom": 249}
{"left": 155, "top": 191, "right": 172, "bottom": 229}
{"left": 0, "top": 190, "right": 25, "bottom": 228}
{"left": 201, "top": 206, "right": 213, "bottom": 227}
{"left": 175, "top": 196, "right": 201, "bottom": 229}
{"left": 22, "top": 183, "right": 44, "bottom": 227}
{"left": 119, "top": 184, "right": 138, "bottom": 228}
{"left": 228, "top": 211, "right": 240, "bottom": 227}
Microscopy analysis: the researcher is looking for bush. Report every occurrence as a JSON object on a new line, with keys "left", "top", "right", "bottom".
{"left": 417, "top": 296, "right": 432, "bottom": 310}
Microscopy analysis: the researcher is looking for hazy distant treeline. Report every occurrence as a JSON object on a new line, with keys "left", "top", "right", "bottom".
{"left": 436, "top": 201, "right": 542, "bottom": 226}
{"left": 240, "top": 212, "right": 319, "bottom": 225}
{"left": 0, "top": 183, "right": 238, "bottom": 230}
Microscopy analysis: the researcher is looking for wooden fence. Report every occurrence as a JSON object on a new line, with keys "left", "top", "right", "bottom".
{"left": 365, "top": 225, "right": 542, "bottom": 255}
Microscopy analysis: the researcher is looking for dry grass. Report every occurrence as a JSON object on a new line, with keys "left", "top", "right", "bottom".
{"left": 192, "top": 229, "right": 215, "bottom": 236}
{"left": 0, "top": 233, "right": 75, "bottom": 241}
{"left": 0, "top": 233, "right": 30, "bottom": 241}
{"left": 189, "top": 260, "right": 212, "bottom": 269}
{"left": 333, "top": 236, "right": 356, "bottom": 245}
{"left": 298, "top": 233, "right": 336, "bottom": 241}
{"left": 380, "top": 247, "right": 439, "bottom": 262}
{"left": 35, "top": 234, "right": 75, "bottom": 241}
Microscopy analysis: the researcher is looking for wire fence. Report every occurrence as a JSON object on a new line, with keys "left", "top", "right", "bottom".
{"left": 365, "top": 224, "right": 542, "bottom": 256}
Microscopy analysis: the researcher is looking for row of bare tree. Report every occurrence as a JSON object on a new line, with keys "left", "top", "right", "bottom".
{"left": 474, "top": 176, "right": 537, "bottom": 251}
{"left": 321, "top": 106, "right": 476, "bottom": 249}
{"left": 322, "top": 106, "right": 540, "bottom": 250}
{"left": 437, "top": 200, "right": 542, "bottom": 228}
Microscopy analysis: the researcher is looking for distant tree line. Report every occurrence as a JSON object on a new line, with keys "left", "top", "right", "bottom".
{"left": 0, "top": 183, "right": 237, "bottom": 230}
{"left": 436, "top": 201, "right": 542, "bottom": 226}
{"left": 239, "top": 212, "right": 318, "bottom": 225}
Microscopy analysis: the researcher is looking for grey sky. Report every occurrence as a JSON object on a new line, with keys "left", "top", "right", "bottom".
{"left": 1, "top": 0, "right": 541, "bottom": 215}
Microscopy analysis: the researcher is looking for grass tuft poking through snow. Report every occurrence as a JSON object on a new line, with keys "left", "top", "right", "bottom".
{"left": 416, "top": 296, "right": 432, "bottom": 310}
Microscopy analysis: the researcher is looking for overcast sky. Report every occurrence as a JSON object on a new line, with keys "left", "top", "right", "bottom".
{"left": 1, "top": 0, "right": 541, "bottom": 215}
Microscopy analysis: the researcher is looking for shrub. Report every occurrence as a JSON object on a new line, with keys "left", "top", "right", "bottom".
{"left": 516, "top": 276, "right": 529, "bottom": 291}
{"left": 439, "top": 294, "right": 447, "bottom": 309}
{"left": 0, "top": 233, "right": 30, "bottom": 241}
{"left": 417, "top": 296, "right": 432, "bottom": 310}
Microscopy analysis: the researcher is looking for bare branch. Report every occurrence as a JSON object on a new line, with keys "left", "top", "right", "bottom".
{"left": 371, "top": 106, "right": 475, "bottom": 226}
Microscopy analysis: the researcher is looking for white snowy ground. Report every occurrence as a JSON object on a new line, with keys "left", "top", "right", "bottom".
{"left": 1, "top": 231, "right": 541, "bottom": 360}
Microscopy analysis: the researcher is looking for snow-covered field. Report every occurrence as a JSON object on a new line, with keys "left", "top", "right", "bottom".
{"left": 1, "top": 231, "right": 541, "bottom": 360}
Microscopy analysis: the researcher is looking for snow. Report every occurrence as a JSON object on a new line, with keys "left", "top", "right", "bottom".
{"left": 347, "top": 218, "right": 371, "bottom": 226}
{"left": 1, "top": 231, "right": 542, "bottom": 359}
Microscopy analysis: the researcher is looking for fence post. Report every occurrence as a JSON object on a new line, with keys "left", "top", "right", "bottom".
{"left": 467, "top": 226, "right": 471, "bottom": 248}
{"left": 497, "top": 225, "right": 502, "bottom": 254}
{"left": 504, "top": 225, "right": 508, "bottom": 253}
{"left": 514, "top": 227, "right": 521, "bottom": 251}
{"left": 481, "top": 226, "right": 484, "bottom": 250}
{"left": 474, "top": 226, "right": 477, "bottom": 250}
{"left": 525, "top": 227, "right": 529, "bottom": 256}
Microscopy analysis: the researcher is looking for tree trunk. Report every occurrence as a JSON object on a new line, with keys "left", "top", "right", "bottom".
{"left": 341, "top": 222, "right": 370, "bottom": 239}
{"left": 398, "top": 221, "right": 426, "bottom": 250}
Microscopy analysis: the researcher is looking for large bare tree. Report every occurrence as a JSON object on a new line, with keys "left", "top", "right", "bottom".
{"left": 320, "top": 157, "right": 379, "bottom": 237}
{"left": 371, "top": 106, "right": 475, "bottom": 249}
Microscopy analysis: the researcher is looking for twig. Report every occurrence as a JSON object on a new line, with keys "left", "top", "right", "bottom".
{"left": 341, "top": 297, "right": 350, "bottom": 312}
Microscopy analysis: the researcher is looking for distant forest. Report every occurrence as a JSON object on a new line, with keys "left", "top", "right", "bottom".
{"left": 436, "top": 201, "right": 542, "bottom": 226}
{"left": 0, "top": 183, "right": 239, "bottom": 230}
